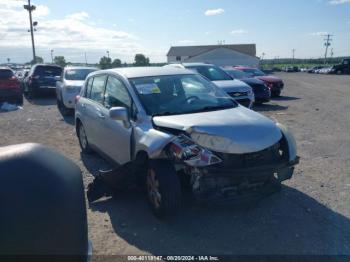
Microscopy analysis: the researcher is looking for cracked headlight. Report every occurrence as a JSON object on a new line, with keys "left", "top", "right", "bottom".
{"left": 167, "top": 134, "right": 222, "bottom": 167}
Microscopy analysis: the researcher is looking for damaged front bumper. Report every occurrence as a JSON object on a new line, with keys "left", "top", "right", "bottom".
{"left": 191, "top": 157, "right": 300, "bottom": 203}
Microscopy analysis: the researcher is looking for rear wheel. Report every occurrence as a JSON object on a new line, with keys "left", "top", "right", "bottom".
{"left": 146, "top": 160, "right": 181, "bottom": 218}
{"left": 57, "top": 95, "right": 71, "bottom": 116}
{"left": 78, "top": 123, "right": 92, "bottom": 154}
{"left": 336, "top": 70, "right": 342, "bottom": 75}
{"left": 16, "top": 95, "right": 23, "bottom": 105}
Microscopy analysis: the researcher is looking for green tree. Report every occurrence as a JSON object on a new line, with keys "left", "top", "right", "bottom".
{"left": 99, "top": 56, "right": 112, "bottom": 69}
{"left": 134, "top": 54, "right": 150, "bottom": 66}
{"left": 30, "top": 56, "right": 44, "bottom": 64}
{"left": 54, "top": 56, "right": 66, "bottom": 67}
{"left": 112, "top": 58, "right": 122, "bottom": 68}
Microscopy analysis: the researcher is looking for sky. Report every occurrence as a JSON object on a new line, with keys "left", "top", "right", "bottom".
{"left": 0, "top": 0, "right": 350, "bottom": 63}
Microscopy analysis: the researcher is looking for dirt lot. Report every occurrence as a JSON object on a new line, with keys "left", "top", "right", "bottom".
{"left": 1, "top": 73, "right": 350, "bottom": 255}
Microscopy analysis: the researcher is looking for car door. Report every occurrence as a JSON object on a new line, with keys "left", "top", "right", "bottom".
{"left": 97, "top": 75, "right": 133, "bottom": 165}
{"left": 82, "top": 74, "right": 107, "bottom": 148}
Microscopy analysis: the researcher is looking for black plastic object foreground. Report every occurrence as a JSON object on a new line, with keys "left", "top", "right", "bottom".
{"left": 0, "top": 143, "right": 88, "bottom": 256}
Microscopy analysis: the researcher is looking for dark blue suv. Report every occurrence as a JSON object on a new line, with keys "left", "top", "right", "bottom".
{"left": 24, "top": 64, "right": 62, "bottom": 98}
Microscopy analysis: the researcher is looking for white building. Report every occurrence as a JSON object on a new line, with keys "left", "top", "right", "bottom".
{"left": 167, "top": 44, "right": 259, "bottom": 67}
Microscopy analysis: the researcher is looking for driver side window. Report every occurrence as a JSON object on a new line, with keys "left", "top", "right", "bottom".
{"left": 104, "top": 76, "right": 133, "bottom": 112}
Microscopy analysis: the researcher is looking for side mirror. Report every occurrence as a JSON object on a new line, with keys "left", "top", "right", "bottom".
{"left": 109, "top": 107, "right": 130, "bottom": 127}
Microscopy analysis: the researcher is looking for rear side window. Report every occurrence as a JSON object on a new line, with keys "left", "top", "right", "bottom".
{"left": 89, "top": 75, "right": 106, "bottom": 104}
{"left": 0, "top": 70, "right": 14, "bottom": 79}
{"left": 104, "top": 76, "right": 132, "bottom": 109}
{"left": 34, "top": 66, "right": 62, "bottom": 77}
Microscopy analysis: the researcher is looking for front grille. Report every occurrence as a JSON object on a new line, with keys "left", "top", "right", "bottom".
{"left": 228, "top": 91, "right": 248, "bottom": 98}
{"left": 214, "top": 142, "right": 282, "bottom": 169}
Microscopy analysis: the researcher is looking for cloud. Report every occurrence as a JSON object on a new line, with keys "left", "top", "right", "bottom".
{"left": 204, "top": 8, "right": 224, "bottom": 16}
{"left": 66, "top": 11, "right": 89, "bottom": 21}
{"left": 178, "top": 40, "right": 195, "bottom": 44}
{"left": 329, "top": 0, "right": 350, "bottom": 4}
{"left": 230, "top": 29, "right": 248, "bottom": 35}
{"left": 0, "top": 2, "right": 145, "bottom": 62}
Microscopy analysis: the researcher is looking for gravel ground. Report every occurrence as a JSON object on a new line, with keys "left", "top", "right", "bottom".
{"left": 1, "top": 73, "right": 350, "bottom": 255}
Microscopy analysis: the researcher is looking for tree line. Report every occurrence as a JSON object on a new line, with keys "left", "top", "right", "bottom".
{"left": 26, "top": 53, "right": 151, "bottom": 68}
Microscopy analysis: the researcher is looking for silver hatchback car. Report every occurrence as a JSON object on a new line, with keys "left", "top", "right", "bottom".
{"left": 75, "top": 67, "right": 299, "bottom": 218}
{"left": 56, "top": 66, "right": 97, "bottom": 115}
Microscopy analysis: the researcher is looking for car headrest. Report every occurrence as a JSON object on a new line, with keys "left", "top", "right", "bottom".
{"left": 0, "top": 143, "right": 88, "bottom": 256}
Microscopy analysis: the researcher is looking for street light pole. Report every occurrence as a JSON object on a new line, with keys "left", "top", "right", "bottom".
{"left": 24, "top": 0, "right": 36, "bottom": 63}
{"left": 106, "top": 51, "right": 110, "bottom": 59}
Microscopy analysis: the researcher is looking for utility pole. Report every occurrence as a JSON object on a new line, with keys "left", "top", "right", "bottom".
{"left": 84, "top": 52, "right": 87, "bottom": 65}
{"left": 323, "top": 34, "right": 333, "bottom": 64}
{"left": 50, "top": 49, "right": 54, "bottom": 63}
{"left": 106, "top": 50, "right": 110, "bottom": 59}
{"left": 24, "top": 0, "right": 36, "bottom": 63}
{"left": 292, "top": 49, "right": 296, "bottom": 64}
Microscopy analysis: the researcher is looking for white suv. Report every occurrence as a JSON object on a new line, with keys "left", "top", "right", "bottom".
{"left": 56, "top": 66, "right": 97, "bottom": 115}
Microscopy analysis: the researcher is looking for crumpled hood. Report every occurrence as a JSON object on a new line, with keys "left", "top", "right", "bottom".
{"left": 153, "top": 106, "right": 282, "bottom": 154}
{"left": 64, "top": 80, "right": 85, "bottom": 87}
{"left": 212, "top": 79, "right": 251, "bottom": 93}
{"left": 256, "top": 75, "right": 282, "bottom": 83}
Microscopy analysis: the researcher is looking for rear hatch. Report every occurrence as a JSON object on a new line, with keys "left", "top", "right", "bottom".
{"left": 34, "top": 66, "right": 62, "bottom": 88}
{"left": 0, "top": 69, "right": 19, "bottom": 90}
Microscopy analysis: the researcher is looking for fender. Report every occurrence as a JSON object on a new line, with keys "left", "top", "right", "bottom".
{"left": 277, "top": 123, "right": 297, "bottom": 162}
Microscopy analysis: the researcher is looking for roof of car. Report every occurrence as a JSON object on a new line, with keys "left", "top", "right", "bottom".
{"left": 64, "top": 66, "right": 98, "bottom": 70}
{"left": 104, "top": 67, "right": 196, "bottom": 78}
{"left": 33, "top": 64, "right": 62, "bottom": 68}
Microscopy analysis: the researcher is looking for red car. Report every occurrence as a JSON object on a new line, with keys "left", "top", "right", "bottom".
{"left": 0, "top": 67, "right": 23, "bottom": 105}
{"left": 234, "top": 66, "right": 284, "bottom": 97}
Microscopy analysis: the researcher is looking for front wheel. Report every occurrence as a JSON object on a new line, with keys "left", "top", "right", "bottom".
{"left": 272, "top": 89, "right": 281, "bottom": 97}
{"left": 146, "top": 160, "right": 181, "bottom": 218}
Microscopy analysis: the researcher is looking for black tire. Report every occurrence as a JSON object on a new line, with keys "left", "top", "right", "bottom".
{"left": 16, "top": 95, "right": 23, "bottom": 105}
{"left": 336, "top": 70, "right": 342, "bottom": 75}
{"left": 146, "top": 160, "right": 181, "bottom": 218}
{"left": 272, "top": 89, "right": 281, "bottom": 97}
{"left": 77, "top": 122, "right": 93, "bottom": 154}
{"left": 57, "top": 96, "right": 71, "bottom": 116}
{"left": 27, "top": 87, "right": 35, "bottom": 99}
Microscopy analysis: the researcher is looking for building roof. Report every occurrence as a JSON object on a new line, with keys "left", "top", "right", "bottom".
{"left": 167, "top": 44, "right": 256, "bottom": 58}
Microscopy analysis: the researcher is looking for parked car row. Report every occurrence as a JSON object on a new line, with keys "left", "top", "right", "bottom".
{"left": 307, "top": 59, "right": 350, "bottom": 75}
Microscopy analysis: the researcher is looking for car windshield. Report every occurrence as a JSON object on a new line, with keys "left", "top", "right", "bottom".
{"left": 0, "top": 70, "right": 14, "bottom": 79}
{"left": 129, "top": 74, "right": 237, "bottom": 116}
{"left": 65, "top": 69, "right": 96, "bottom": 80}
{"left": 224, "top": 69, "right": 249, "bottom": 79}
{"left": 241, "top": 68, "right": 266, "bottom": 77}
{"left": 189, "top": 66, "right": 232, "bottom": 81}
{"left": 34, "top": 66, "right": 62, "bottom": 77}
